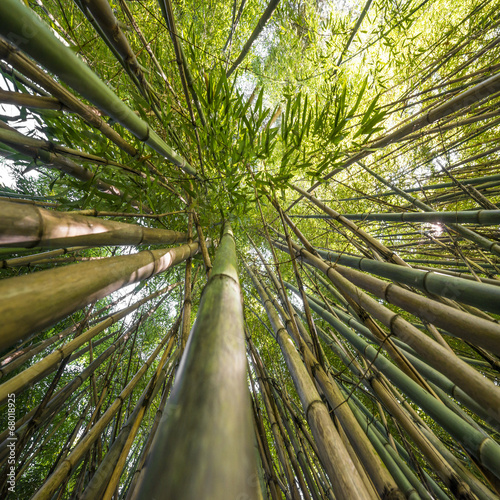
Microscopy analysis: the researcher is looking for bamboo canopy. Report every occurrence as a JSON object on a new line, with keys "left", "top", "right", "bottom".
{"left": 0, "top": 0, "right": 500, "bottom": 498}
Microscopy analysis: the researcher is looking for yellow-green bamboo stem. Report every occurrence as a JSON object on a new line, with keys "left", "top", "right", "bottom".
{"left": 0, "top": 241, "right": 200, "bottom": 350}
{"left": 0, "top": 200, "right": 188, "bottom": 248}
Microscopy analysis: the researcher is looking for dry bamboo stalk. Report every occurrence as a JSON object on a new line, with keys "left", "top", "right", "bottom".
{"left": 0, "top": 89, "right": 64, "bottom": 110}
{"left": 0, "top": 199, "right": 188, "bottom": 248}
{"left": 0, "top": 240, "right": 200, "bottom": 350}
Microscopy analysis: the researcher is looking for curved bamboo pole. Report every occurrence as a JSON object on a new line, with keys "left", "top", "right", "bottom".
{"left": 293, "top": 209, "right": 500, "bottom": 225}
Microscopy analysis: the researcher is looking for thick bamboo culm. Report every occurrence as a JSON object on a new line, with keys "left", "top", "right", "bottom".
{"left": 0, "top": 240, "right": 200, "bottom": 350}
{"left": 134, "top": 222, "right": 259, "bottom": 500}
{"left": 0, "top": 200, "right": 188, "bottom": 248}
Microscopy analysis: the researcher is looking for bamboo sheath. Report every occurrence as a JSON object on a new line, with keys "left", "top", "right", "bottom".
{"left": 0, "top": 0, "right": 199, "bottom": 179}
{"left": 0, "top": 240, "right": 200, "bottom": 350}
{"left": 31, "top": 318, "right": 177, "bottom": 500}
{"left": 135, "top": 223, "right": 259, "bottom": 500}
{"left": 0, "top": 283, "right": 177, "bottom": 405}
{"left": 293, "top": 209, "right": 500, "bottom": 224}
{"left": 0, "top": 200, "right": 188, "bottom": 248}
{"left": 313, "top": 246, "right": 500, "bottom": 314}
{"left": 273, "top": 240, "right": 500, "bottom": 425}
{"left": 274, "top": 239, "right": 500, "bottom": 355}
{"left": 245, "top": 264, "right": 377, "bottom": 500}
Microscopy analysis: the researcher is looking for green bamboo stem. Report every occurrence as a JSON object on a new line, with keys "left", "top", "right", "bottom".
{"left": 123, "top": 353, "right": 178, "bottom": 499}
{"left": 272, "top": 237, "right": 500, "bottom": 425}
{"left": 0, "top": 200, "right": 188, "bottom": 249}
{"left": 0, "top": 89, "right": 64, "bottom": 110}
{"left": 275, "top": 238, "right": 500, "bottom": 357}
{"left": 226, "top": 0, "right": 281, "bottom": 77}
{"left": 0, "top": 0, "right": 199, "bottom": 179}
{"left": 0, "top": 240, "right": 200, "bottom": 350}
{"left": 81, "top": 0, "right": 157, "bottom": 106}
{"left": 134, "top": 222, "right": 259, "bottom": 500}
{"left": 1, "top": 246, "right": 89, "bottom": 268}
{"left": 31, "top": 318, "right": 176, "bottom": 500}
{"left": 313, "top": 246, "right": 500, "bottom": 314}
{"left": 244, "top": 263, "right": 377, "bottom": 500}
{"left": 296, "top": 209, "right": 500, "bottom": 225}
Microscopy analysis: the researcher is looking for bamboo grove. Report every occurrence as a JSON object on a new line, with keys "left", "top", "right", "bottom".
{"left": 0, "top": 0, "right": 500, "bottom": 498}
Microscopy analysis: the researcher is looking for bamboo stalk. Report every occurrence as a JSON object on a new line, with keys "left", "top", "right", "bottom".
{"left": 0, "top": 1, "right": 200, "bottom": 179}
{"left": 0, "top": 200, "right": 188, "bottom": 249}
{"left": 296, "top": 209, "right": 500, "bottom": 225}
{"left": 133, "top": 222, "right": 259, "bottom": 499}
{"left": 226, "top": 0, "right": 281, "bottom": 77}
{"left": 244, "top": 263, "right": 377, "bottom": 500}
{"left": 31, "top": 318, "right": 176, "bottom": 500}
{"left": 0, "top": 240, "right": 200, "bottom": 350}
